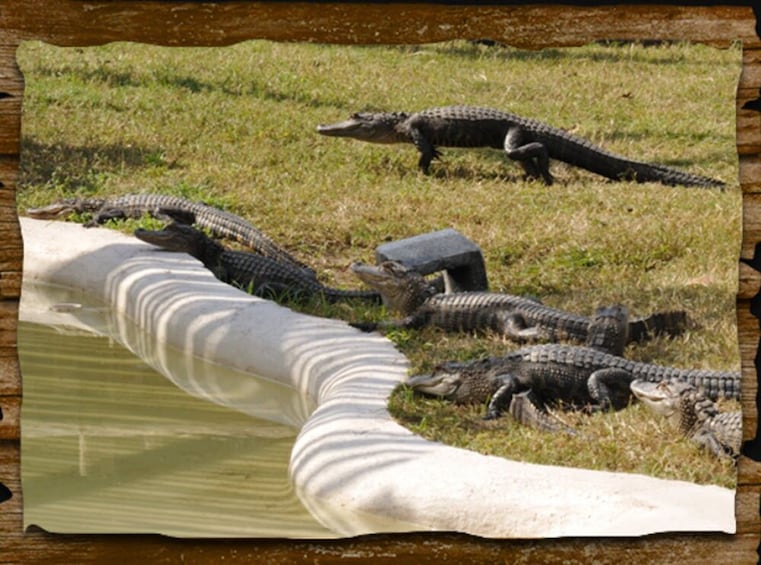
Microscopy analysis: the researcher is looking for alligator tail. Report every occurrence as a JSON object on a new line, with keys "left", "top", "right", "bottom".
{"left": 628, "top": 162, "right": 726, "bottom": 189}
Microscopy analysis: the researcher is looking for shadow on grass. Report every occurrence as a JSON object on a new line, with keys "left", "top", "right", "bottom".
{"left": 29, "top": 64, "right": 148, "bottom": 89}
{"left": 28, "top": 61, "right": 353, "bottom": 112}
{"left": 418, "top": 41, "right": 697, "bottom": 66}
{"left": 19, "top": 138, "right": 172, "bottom": 191}
{"left": 428, "top": 163, "right": 524, "bottom": 183}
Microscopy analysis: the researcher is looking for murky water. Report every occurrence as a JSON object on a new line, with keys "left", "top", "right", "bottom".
{"left": 18, "top": 284, "right": 335, "bottom": 538}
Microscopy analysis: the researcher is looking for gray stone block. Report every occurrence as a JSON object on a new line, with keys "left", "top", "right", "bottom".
{"left": 375, "top": 228, "right": 488, "bottom": 292}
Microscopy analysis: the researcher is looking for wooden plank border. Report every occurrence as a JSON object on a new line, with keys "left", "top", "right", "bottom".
{"left": 1, "top": 2, "right": 759, "bottom": 562}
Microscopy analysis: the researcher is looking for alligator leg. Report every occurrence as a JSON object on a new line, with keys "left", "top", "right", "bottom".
{"left": 509, "top": 389, "right": 577, "bottom": 435}
{"left": 484, "top": 373, "right": 521, "bottom": 420}
{"left": 691, "top": 428, "right": 735, "bottom": 459}
{"left": 408, "top": 128, "right": 442, "bottom": 174}
{"left": 586, "top": 368, "right": 635, "bottom": 412}
{"left": 84, "top": 207, "right": 130, "bottom": 226}
{"left": 496, "top": 311, "right": 544, "bottom": 342}
{"left": 503, "top": 127, "right": 554, "bottom": 185}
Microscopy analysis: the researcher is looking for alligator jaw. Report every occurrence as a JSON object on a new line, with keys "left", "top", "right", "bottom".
{"left": 629, "top": 379, "right": 682, "bottom": 419}
{"left": 350, "top": 261, "right": 406, "bottom": 295}
{"left": 406, "top": 372, "right": 462, "bottom": 398}
{"left": 350, "top": 261, "right": 389, "bottom": 283}
{"left": 26, "top": 200, "right": 79, "bottom": 219}
{"left": 134, "top": 224, "right": 198, "bottom": 253}
{"left": 316, "top": 117, "right": 367, "bottom": 137}
{"left": 316, "top": 112, "right": 404, "bottom": 144}
{"left": 350, "top": 260, "right": 434, "bottom": 315}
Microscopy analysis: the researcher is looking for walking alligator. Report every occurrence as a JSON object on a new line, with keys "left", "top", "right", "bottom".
{"left": 134, "top": 222, "right": 380, "bottom": 304}
{"left": 350, "top": 260, "right": 688, "bottom": 351}
{"left": 27, "top": 193, "right": 315, "bottom": 277}
{"left": 406, "top": 344, "right": 740, "bottom": 427}
{"left": 630, "top": 379, "right": 741, "bottom": 460}
{"left": 317, "top": 105, "right": 725, "bottom": 188}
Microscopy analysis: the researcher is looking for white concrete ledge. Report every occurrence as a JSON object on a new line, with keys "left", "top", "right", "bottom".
{"left": 20, "top": 217, "right": 735, "bottom": 538}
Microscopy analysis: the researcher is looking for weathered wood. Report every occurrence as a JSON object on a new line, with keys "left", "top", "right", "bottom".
{"left": 0, "top": 355, "right": 19, "bottom": 396}
{"left": 737, "top": 100, "right": 761, "bottom": 158}
{"left": 0, "top": 441, "right": 22, "bottom": 537}
{"left": 0, "top": 1, "right": 759, "bottom": 562}
{"left": 0, "top": 258, "right": 22, "bottom": 282}
{"left": 0, "top": 45, "right": 22, "bottom": 315}
{"left": 0, "top": 396, "right": 19, "bottom": 441}
{"left": 738, "top": 260, "right": 761, "bottom": 301}
{"left": 740, "top": 155, "right": 761, "bottom": 193}
{"left": 0, "top": 235, "right": 22, "bottom": 272}
{"left": 737, "top": 300, "right": 759, "bottom": 425}
{"left": 0, "top": 45, "right": 23, "bottom": 158}
{"left": 0, "top": 301, "right": 17, "bottom": 331}
{"left": 0, "top": 273, "right": 21, "bottom": 301}
{"left": 0, "top": 527, "right": 758, "bottom": 564}
{"left": 0, "top": 18, "right": 23, "bottom": 564}
{"left": 737, "top": 486, "right": 761, "bottom": 534}
{"left": 739, "top": 456, "right": 761, "bottom": 487}
{"left": 740, "top": 195, "right": 761, "bottom": 292}
{"left": 738, "top": 37, "right": 761, "bottom": 528}
{"left": 0, "top": 2, "right": 756, "bottom": 49}
{"left": 738, "top": 38, "right": 761, "bottom": 551}
{"left": 738, "top": 47, "right": 761, "bottom": 202}
{"left": 741, "top": 48, "right": 761, "bottom": 83}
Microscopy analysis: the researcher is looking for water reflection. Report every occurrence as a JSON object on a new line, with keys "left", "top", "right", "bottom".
{"left": 19, "top": 283, "right": 334, "bottom": 538}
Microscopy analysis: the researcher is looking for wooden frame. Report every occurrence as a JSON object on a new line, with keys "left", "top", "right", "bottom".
{"left": 1, "top": 2, "right": 760, "bottom": 561}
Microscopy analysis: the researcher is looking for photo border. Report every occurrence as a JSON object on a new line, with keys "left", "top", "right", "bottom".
{"left": 1, "top": 2, "right": 759, "bottom": 561}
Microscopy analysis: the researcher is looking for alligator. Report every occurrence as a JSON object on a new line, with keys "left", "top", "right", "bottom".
{"left": 316, "top": 105, "right": 725, "bottom": 188}
{"left": 406, "top": 344, "right": 740, "bottom": 425}
{"left": 26, "top": 193, "right": 316, "bottom": 277}
{"left": 134, "top": 222, "right": 380, "bottom": 304}
{"left": 630, "top": 379, "right": 741, "bottom": 460}
{"left": 350, "top": 260, "right": 688, "bottom": 349}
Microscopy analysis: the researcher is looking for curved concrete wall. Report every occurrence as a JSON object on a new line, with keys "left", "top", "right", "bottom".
{"left": 20, "top": 217, "right": 735, "bottom": 537}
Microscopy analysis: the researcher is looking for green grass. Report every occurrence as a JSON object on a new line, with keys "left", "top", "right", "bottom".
{"left": 16, "top": 39, "right": 742, "bottom": 488}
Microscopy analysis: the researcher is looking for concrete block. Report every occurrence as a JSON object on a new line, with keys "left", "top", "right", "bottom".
{"left": 375, "top": 228, "right": 488, "bottom": 292}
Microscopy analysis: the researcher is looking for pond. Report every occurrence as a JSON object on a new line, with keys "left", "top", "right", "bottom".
{"left": 19, "top": 282, "right": 334, "bottom": 538}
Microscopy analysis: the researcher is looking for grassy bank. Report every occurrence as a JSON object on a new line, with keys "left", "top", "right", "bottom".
{"left": 17, "top": 39, "right": 742, "bottom": 487}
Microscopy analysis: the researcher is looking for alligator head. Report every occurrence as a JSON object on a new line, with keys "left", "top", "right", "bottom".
{"left": 631, "top": 378, "right": 739, "bottom": 459}
{"left": 350, "top": 260, "right": 437, "bottom": 315}
{"left": 316, "top": 111, "right": 409, "bottom": 144}
{"left": 134, "top": 222, "right": 204, "bottom": 252}
{"left": 26, "top": 198, "right": 103, "bottom": 219}
{"left": 630, "top": 379, "right": 719, "bottom": 434}
{"left": 630, "top": 379, "right": 688, "bottom": 421}
{"left": 134, "top": 222, "right": 225, "bottom": 269}
{"left": 407, "top": 358, "right": 500, "bottom": 405}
